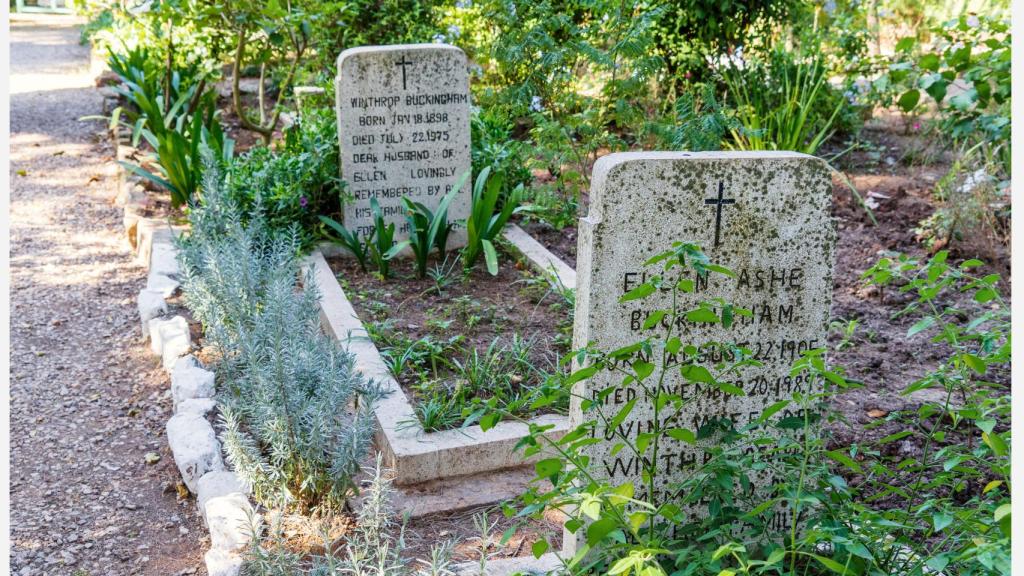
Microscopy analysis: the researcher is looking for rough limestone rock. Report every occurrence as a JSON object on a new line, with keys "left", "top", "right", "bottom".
{"left": 160, "top": 322, "right": 192, "bottom": 372}
{"left": 196, "top": 471, "right": 250, "bottom": 523}
{"left": 137, "top": 289, "right": 168, "bottom": 338}
{"left": 205, "top": 548, "right": 242, "bottom": 576}
{"left": 146, "top": 272, "right": 180, "bottom": 298}
{"left": 149, "top": 316, "right": 189, "bottom": 356}
{"left": 171, "top": 361, "right": 215, "bottom": 410}
{"left": 206, "top": 492, "right": 260, "bottom": 551}
{"left": 166, "top": 412, "right": 224, "bottom": 493}
{"left": 149, "top": 240, "right": 180, "bottom": 278}
{"left": 178, "top": 397, "right": 217, "bottom": 416}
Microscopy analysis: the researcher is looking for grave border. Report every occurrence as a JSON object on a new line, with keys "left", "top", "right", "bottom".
{"left": 307, "top": 224, "right": 575, "bottom": 485}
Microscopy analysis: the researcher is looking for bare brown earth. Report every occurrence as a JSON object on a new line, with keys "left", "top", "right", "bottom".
{"left": 9, "top": 15, "right": 206, "bottom": 576}
{"left": 327, "top": 252, "right": 572, "bottom": 431}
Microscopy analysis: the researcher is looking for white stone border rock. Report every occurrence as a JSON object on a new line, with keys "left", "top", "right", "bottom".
{"left": 139, "top": 243, "right": 257, "bottom": 576}
{"left": 306, "top": 225, "right": 575, "bottom": 486}
{"left": 111, "top": 130, "right": 256, "bottom": 576}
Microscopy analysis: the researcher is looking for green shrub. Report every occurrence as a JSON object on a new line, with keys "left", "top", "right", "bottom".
{"left": 481, "top": 244, "right": 1009, "bottom": 576}
{"left": 179, "top": 153, "right": 383, "bottom": 512}
{"left": 105, "top": 45, "right": 230, "bottom": 207}
{"left": 651, "top": 0, "right": 803, "bottom": 81}
{"left": 225, "top": 108, "right": 341, "bottom": 243}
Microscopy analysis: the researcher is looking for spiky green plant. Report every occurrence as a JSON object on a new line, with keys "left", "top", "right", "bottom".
{"left": 178, "top": 151, "right": 383, "bottom": 512}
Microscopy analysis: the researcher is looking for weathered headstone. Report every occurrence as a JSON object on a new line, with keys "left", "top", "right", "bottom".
{"left": 568, "top": 151, "right": 835, "bottom": 546}
{"left": 335, "top": 44, "right": 472, "bottom": 246}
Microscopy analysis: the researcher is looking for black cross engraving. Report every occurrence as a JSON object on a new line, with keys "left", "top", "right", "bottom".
{"left": 705, "top": 181, "right": 735, "bottom": 248}
{"left": 395, "top": 55, "right": 413, "bottom": 90}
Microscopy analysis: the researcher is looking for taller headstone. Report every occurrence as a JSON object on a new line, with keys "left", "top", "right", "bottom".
{"left": 336, "top": 44, "right": 472, "bottom": 246}
{"left": 569, "top": 151, "right": 835, "bottom": 544}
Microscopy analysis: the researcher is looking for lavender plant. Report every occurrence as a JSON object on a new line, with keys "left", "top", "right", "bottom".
{"left": 179, "top": 150, "right": 384, "bottom": 512}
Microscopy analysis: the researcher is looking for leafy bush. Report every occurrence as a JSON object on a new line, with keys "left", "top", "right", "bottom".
{"left": 470, "top": 107, "right": 531, "bottom": 192}
{"left": 481, "top": 244, "right": 1009, "bottom": 576}
{"left": 102, "top": 40, "right": 230, "bottom": 207}
{"left": 645, "top": 84, "right": 745, "bottom": 151}
{"left": 225, "top": 108, "right": 341, "bottom": 243}
{"left": 651, "top": 0, "right": 803, "bottom": 81}
{"left": 888, "top": 16, "right": 1011, "bottom": 172}
{"left": 179, "top": 153, "right": 383, "bottom": 512}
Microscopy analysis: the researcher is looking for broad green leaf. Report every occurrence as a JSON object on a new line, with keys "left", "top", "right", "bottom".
{"left": 532, "top": 539, "right": 549, "bottom": 558}
{"left": 620, "top": 283, "right": 655, "bottom": 302}
{"left": 685, "top": 308, "right": 719, "bottom": 323}
{"left": 586, "top": 518, "right": 618, "bottom": 545}
{"left": 962, "top": 353, "right": 987, "bottom": 374}
{"left": 898, "top": 89, "right": 921, "bottom": 112}
{"left": 826, "top": 450, "right": 863, "bottom": 473}
{"left": 535, "top": 458, "right": 562, "bottom": 479}
{"left": 482, "top": 239, "right": 499, "bottom": 276}
{"left": 932, "top": 511, "right": 953, "bottom": 531}
{"left": 907, "top": 316, "right": 936, "bottom": 337}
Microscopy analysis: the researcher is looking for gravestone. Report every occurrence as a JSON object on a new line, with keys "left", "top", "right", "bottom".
{"left": 568, "top": 151, "right": 835, "bottom": 547}
{"left": 335, "top": 44, "right": 472, "bottom": 247}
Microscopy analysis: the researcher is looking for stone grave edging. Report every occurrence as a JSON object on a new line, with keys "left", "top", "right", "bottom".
{"left": 307, "top": 226, "right": 576, "bottom": 486}
{"left": 137, "top": 229, "right": 256, "bottom": 576}
{"left": 105, "top": 123, "right": 255, "bottom": 575}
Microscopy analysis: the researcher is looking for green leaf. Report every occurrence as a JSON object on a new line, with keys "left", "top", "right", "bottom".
{"left": 907, "top": 316, "right": 936, "bottom": 337}
{"left": 807, "top": 553, "right": 850, "bottom": 574}
{"left": 482, "top": 239, "right": 499, "bottom": 276}
{"left": 756, "top": 400, "right": 790, "bottom": 424}
{"left": 962, "top": 353, "right": 987, "bottom": 374}
{"left": 919, "top": 53, "right": 940, "bottom": 71}
{"left": 680, "top": 365, "right": 713, "bottom": 384}
{"left": 826, "top": 450, "right": 863, "bottom": 473}
{"left": 480, "top": 412, "right": 500, "bottom": 431}
{"left": 532, "top": 539, "right": 549, "bottom": 558}
{"left": 666, "top": 428, "right": 695, "bottom": 444}
{"left": 995, "top": 503, "right": 1011, "bottom": 537}
{"left": 895, "top": 37, "right": 916, "bottom": 52}
{"left": 898, "top": 89, "right": 921, "bottom": 112}
{"left": 983, "top": 431, "right": 1008, "bottom": 457}
{"left": 620, "top": 283, "right": 655, "bottom": 302}
{"left": 685, "top": 308, "right": 719, "bottom": 323}
{"left": 534, "top": 458, "right": 562, "bottom": 479}
{"left": 609, "top": 397, "right": 638, "bottom": 431}
{"left": 642, "top": 310, "right": 667, "bottom": 330}
{"left": 932, "top": 510, "right": 953, "bottom": 531}
{"left": 586, "top": 518, "right": 618, "bottom": 545}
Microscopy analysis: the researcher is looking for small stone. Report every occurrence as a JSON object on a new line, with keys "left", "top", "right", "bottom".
{"left": 205, "top": 548, "right": 242, "bottom": 576}
{"left": 166, "top": 412, "right": 224, "bottom": 493}
{"left": 144, "top": 452, "right": 161, "bottom": 465}
{"left": 137, "top": 289, "right": 168, "bottom": 339}
{"left": 171, "top": 361, "right": 215, "bottom": 411}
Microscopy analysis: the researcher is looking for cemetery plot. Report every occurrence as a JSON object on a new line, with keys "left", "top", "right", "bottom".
{"left": 325, "top": 250, "right": 572, "bottom": 432}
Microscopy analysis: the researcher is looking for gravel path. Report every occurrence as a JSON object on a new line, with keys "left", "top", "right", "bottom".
{"left": 10, "top": 15, "right": 208, "bottom": 576}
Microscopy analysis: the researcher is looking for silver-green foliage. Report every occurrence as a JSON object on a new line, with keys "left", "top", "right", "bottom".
{"left": 179, "top": 150, "right": 384, "bottom": 511}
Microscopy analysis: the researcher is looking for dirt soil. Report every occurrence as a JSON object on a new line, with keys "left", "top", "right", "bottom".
{"left": 326, "top": 254, "right": 572, "bottom": 430}
{"left": 10, "top": 15, "right": 207, "bottom": 576}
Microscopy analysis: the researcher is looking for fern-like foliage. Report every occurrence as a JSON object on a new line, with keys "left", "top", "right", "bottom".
{"left": 178, "top": 148, "right": 384, "bottom": 512}
{"left": 646, "top": 84, "right": 746, "bottom": 151}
